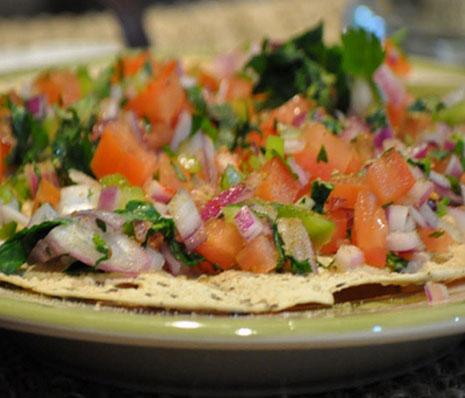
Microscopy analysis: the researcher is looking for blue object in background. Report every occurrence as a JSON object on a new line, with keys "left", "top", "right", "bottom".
{"left": 352, "top": 5, "right": 386, "bottom": 40}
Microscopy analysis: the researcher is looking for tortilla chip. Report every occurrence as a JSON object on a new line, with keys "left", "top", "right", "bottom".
{"left": 1, "top": 244, "right": 464, "bottom": 313}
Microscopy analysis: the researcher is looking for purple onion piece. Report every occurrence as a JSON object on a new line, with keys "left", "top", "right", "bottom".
{"left": 184, "top": 225, "right": 207, "bottom": 252}
{"left": 169, "top": 110, "right": 192, "bottom": 151}
{"left": 444, "top": 155, "right": 463, "bottom": 178}
{"left": 288, "top": 157, "right": 310, "bottom": 187}
{"left": 98, "top": 186, "right": 122, "bottom": 212}
{"left": 145, "top": 180, "right": 173, "bottom": 204}
{"left": 168, "top": 189, "right": 202, "bottom": 240}
{"left": 26, "top": 95, "right": 46, "bottom": 119}
{"left": 292, "top": 111, "right": 307, "bottom": 127}
{"left": 411, "top": 142, "right": 429, "bottom": 159}
{"left": 200, "top": 183, "right": 253, "bottom": 222}
{"left": 374, "top": 127, "right": 394, "bottom": 152}
{"left": 233, "top": 206, "right": 263, "bottom": 242}
{"left": 160, "top": 243, "right": 191, "bottom": 276}
{"left": 73, "top": 210, "right": 125, "bottom": 232}
{"left": 418, "top": 202, "right": 439, "bottom": 228}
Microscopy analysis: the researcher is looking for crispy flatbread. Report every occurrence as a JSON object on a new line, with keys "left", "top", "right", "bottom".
{"left": 0, "top": 244, "right": 463, "bottom": 313}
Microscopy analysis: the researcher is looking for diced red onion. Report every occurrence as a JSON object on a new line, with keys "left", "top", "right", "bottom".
{"left": 44, "top": 221, "right": 163, "bottom": 274}
{"left": 28, "top": 203, "right": 58, "bottom": 227}
{"left": 373, "top": 64, "right": 406, "bottom": 106}
{"left": 233, "top": 205, "right": 263, "bottom": 242}
{"left": 168, "top": 189, "right": 202, "bottom": 240}
{"left": 411, "top": 142, "right": 429, "bottom": 159}
{"left": 73, "top": 210, "right": 126, "bottom": 232}
{"left": 284, "top": 138, "right": 306, "bottom": 154}
{"left": 335, "top": 244, "right": 365, "bottom": 271}
{"left": 68, "top": 169, "right": 101, "bottom": 193}
{"left": 386, "top": 205, "right": 409, "bottom": 232}
{"left": 24, "top": 164, "right": 39, "bottom": 198}
{"left": 28, "top": 238, "right": 54, "bottom": 264}
{"left": 1, "top": 203, "right": 29, "bottom": 227}
{"left": 160, "top": 243, "right": 191, "bottom": 276}
{"left": 125, "top": 110, "right": 145, "bottom": 144}
{"left": 374, "top": 127, "right": 394, "bottom": 152}
{"left": 430, "top": 171, "right": 451, "bottom": 189}
{"left": 26, "top": 95, "right": 46, "bottom": 119}
{"left": 277, "top": 218, "right": 317, "bottom": 273}
{"left": 184, "top": 225, "right": 207, "bottom": 252}
{"left": 98, "top": 186, "right": 121, "bottom": 212}
{"left": 202, "top": 133, "right": 218, "bottom": 186}
{"left": 424, "top": 281, "right": 449, "bottom": 305}
{"left": 419, "top": 202, "right": 439, "bottom": 228}
{"left": 339, "top": 116, "right": 368, "bottom": 143}
{"left": 386, "top": 231, "right": 424, "bottom": 252}
{"left": 444, "top": 140, "right": 456, "bottom": 151}
{"left": 445, "top": 155, "right": 463, "bottom": 178}
{"left": 58, "top": 185, "right": 98, "bottom": 215}
{"left": 170, "top": 110, "right": 192, "bottom": 151}
{"left": 398, "top": 179, "right": 433, "bottom": 208}
{"left": 434, "top": 183, "right": 464, "bottom": 205}
{"left": 288, "top": 157, "right": 310, "bottom": 187}
{"left": 145, "top": 180, "right": 174, "bottom": 204}
{"left": 409, "top": 206, "right": 427, "bottom": 228}
{"left": 200, "top": 183, "right": 253, "bottom": 222}
{"left": 405, "top": 252, "right": 430, "bottom": 273}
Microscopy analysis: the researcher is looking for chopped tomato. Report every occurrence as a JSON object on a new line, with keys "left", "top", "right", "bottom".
{"left": 262, "top": 95, "right": 314, "bottom": 129}
{"left": 386, "top": 100, "right": 407, "bottom": 129}
{"left": 385, "top": 39, "right": 411, "bottom": 77}
{"left": 223, "top": 76, "right": 253, "bottom": 101}
{"left": 90, "top": 120, "right": 156, "bottom": 186}
{"left": 126, "top": 60, "right": 187, "bottom": 149}
{"left": 319, "top": 210, "right": 350, "bottom": 255}
{"left": 418, "top": 227, "right": 453, "bottom": 253}
{"left": 112, "top": 52, "right": 154, "bottom": 82}
{"left": 255, "top": 156, "right": 300, "bottom": 203}
{"left": 366, "top": 149, "right": 415, "bottom": 205}
{"left": 196, "top": 261, "right": 222, "bottom": 275}
{"left": 33, "top": 178, "right": 61, "bottom": 212}
{"left": 352, "top": 190, "right": 388, "bottom": 267}
{"left": 294, "top": 123, "right": 361, "bottom": 181}
{"left": 196, "top": 219, "right": 244, "bottom": 270}
{"left": 236, "top": 235, "right": 278, "bottom": 273}
{"left": 198, "top": 71, "right": 220, "bottom": 91}
{"left": 33, "top": 70, "right": 81, "bottom": 107}
{"left": 327, "top": 175, "right": 368, "bottom": 210}
{"left": 156, "top": 152, "right": 187, "bottom": 191}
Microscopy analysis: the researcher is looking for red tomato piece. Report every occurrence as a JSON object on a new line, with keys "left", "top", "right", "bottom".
{"left": 33, "top": 70, "right": 81, "bottom": 107}
{"left": 366, "top": 149, "right": 415, "bottom": 205}
{"left": 236, "top": 235, "right": 278, "bottom": 273}
{"left": 196, "top": 219, "right": 244, "bottom": 270}
{"left": 319, "top": 210, "right": 350, "bottom": 255}
{"left": 255, "top": 156, "right": 300, "bottom": 203}
{"left": 352, "top": 190, "right": 388, "bottom": 268}
{"left": 90, "top": 120, "right": 156, "bottom": 187}
{"left": 294, "top": 123, "right": 361, "bottom": 181}
{"left": 418, "top": 227, "right": 453, "bottom": 254}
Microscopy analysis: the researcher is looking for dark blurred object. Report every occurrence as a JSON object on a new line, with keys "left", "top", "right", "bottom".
{"left": 100, "top": 0, "right": 149, "bottom": 47}
{"left": 344, "top": 0, "right": 465, "bottom": 65}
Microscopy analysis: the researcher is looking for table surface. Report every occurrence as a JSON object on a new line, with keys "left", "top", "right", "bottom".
{"left": 1, "top": 1, "right": 465, "bottom": 396}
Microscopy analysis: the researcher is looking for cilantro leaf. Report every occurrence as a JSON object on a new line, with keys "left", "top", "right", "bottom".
{"left": 117, "top": 201, "right": 203, "bottom": 266}
{"left": 386, "top": 252, "right": 408, "bottom": 273}
{"left": 6, "top": 101, "right": 49, "bottom": 166}
{"left": 92, "top": 233, "right": 111, "bottom": 266}
{"left": 317, "top": 145, "right": 328, "bottom": 163}
{"left": 341, "top": 27, "right": 385, "bottom": 79}
{"left": 0, "top": 220, "right": 67, "bottom": 275}
{"left": 311, "top": 179, "right": 334, "bottom": 214}
{"left": 52, "top": 108, "right": 95, "bottom": 178}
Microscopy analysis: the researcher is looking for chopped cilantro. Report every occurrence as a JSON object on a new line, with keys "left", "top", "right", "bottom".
{"left": 170, "top": 161, "right": 187, "bottom": 182}
{"left": 311, "top": 179, "right": 334, "bottom": 214}
{"left": 92, "top": 234, "right": 111, "bottom": 266}
{"left": 365, "top": 109, "right": 388, "bottom": 131}
{"left": 437, "top": 197, "right": 450, "bottom": 217}
{"left": 96, "top": 219, "right": 107, "bottom": 233}
{"left": 429, "top": 230, "right": 445, "bottom": 238}
{"left": 341, "top": 27, "right": 385, "bottom": 79}
{"left": 316, "top": 145, "right": 328, "bottom": 163}
{"left": 386, "top": 252, "right": 408, "bottom": 273}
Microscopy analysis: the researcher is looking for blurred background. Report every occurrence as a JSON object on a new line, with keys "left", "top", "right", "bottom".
{"left": 0, "top": 0, "right": 464, "bottom": 75}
